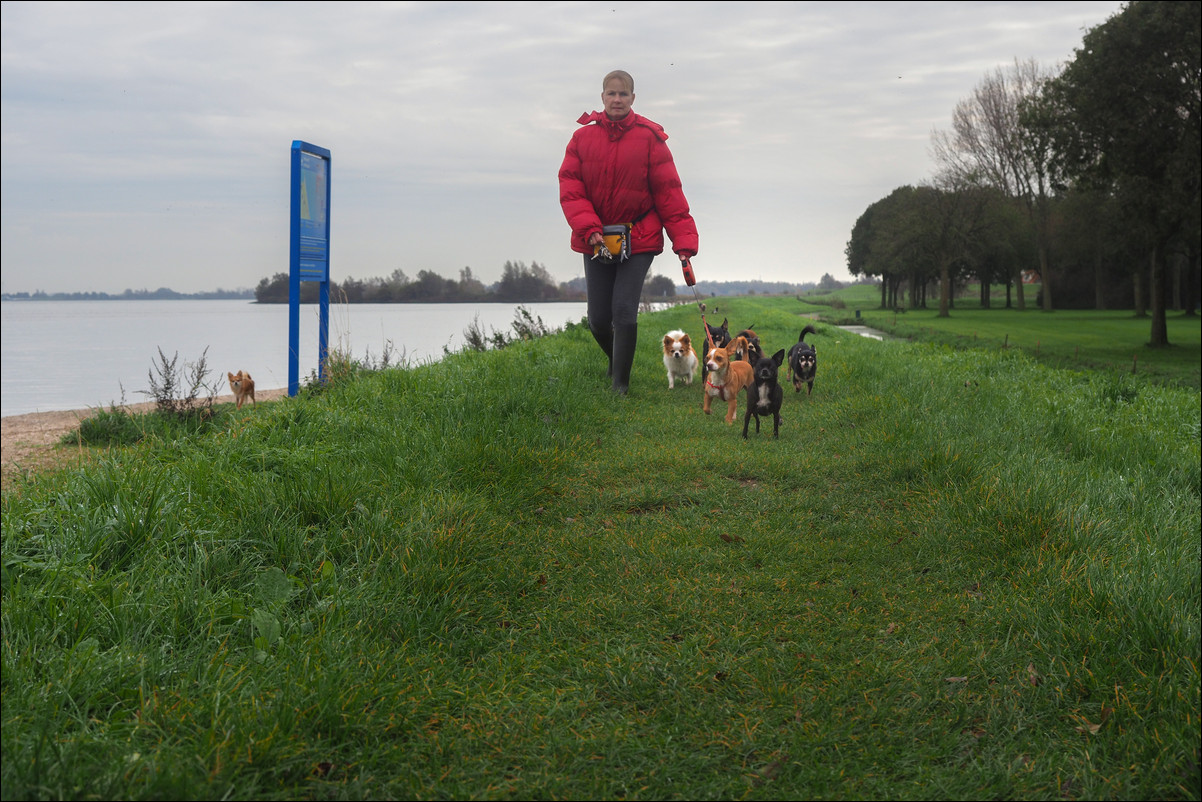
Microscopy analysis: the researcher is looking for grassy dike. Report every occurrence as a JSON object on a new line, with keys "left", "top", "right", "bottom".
{"left": 2, "top": 297, "right": 1199, "bottom": 800}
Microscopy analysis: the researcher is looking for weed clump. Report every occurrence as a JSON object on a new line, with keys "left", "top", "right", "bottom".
{"left": 461, "top": 305, "right": 554, "bottom": 352}
{"left": 141, "top": 347, "right": 219, "bottom": 422}
{"left": 71, "top": 402, "right": 142, "bottom": 447}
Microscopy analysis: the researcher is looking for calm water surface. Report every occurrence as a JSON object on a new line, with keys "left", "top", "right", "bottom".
{"left": 1, "top": 300, "right": 588, "bottom": 418}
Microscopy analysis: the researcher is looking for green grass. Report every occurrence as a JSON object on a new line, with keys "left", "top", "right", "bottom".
{"left": 3, "top": 298, "right": 1199, "bottom": 800}
{"left": 786, "top": 285, "right": 1201, "bottom": 390}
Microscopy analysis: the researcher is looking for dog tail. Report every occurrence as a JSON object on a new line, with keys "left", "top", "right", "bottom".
{"left": 799, "top": 324, "right": 817, "bottom": 342}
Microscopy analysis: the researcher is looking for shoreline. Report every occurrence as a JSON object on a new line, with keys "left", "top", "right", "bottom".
{"left": 1, "top": 388, "right": 288, "bottom": 489}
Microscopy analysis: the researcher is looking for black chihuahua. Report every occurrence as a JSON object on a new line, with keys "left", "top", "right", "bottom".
{"left": 787, "top": 324, "right": 818, "bottom": 395}
{"left": 744, "top": 348, "right": 786, "bottom": 439}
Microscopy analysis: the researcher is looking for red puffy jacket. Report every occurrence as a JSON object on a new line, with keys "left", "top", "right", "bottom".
{"left": 558, "top": 110, "right": 698, "bottom": 258}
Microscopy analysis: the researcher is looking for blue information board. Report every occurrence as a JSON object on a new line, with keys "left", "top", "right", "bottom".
{"left": 288, "top": 141, "right": 331, "bottom": 396}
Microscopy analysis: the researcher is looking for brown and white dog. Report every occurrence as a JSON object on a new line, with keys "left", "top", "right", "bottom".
{"left": 702, "top": 337, "right": 756, "bottom": 424}
{"left": 228, "top": 370, "right": 256, "bottom": 409}
{"left": 662, "top": 329, "right": 698, "bottom": 389}
{"left": 699, "top": 317, "right": 732, "bottom": 388}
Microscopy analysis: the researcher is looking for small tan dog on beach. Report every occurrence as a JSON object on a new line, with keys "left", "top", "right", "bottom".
{"left": 227, "top": 371, "right": 256, "bottom": 409}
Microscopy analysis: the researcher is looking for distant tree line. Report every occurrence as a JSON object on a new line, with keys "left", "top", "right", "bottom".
{"left": 683, "top": 275, "right": 847, "bottom": 297}
{"left": 845, "top": 1, "right": 1199, "bottom": 347}
{"left": 253, "top": 262, "right": 846, "bottom": 305}
{"left": 2, "top": 287, "right": 254, "bottom": 301}
{"left": 254, "top": 261, "right": 592, "bottom": 304}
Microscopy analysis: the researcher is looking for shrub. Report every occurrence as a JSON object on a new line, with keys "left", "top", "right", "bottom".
{"left": 139, "top": 347, "right": 218, "bottom": 422}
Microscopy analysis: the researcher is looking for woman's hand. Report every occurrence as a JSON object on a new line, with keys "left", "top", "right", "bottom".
{"left": 588, "top": 232, "right": 604, "bottom": 247}
{"left": 679, "top": 253, "right": 696, "bottom": 286}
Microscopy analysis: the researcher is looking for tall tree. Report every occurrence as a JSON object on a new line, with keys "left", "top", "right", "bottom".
{"left": 905, "top": 179, "right": 998, "bottom": 317}
{"left": 1042, "top": 0, "right": 1201, "bottom": 346}
{"left": 930, "top": 59, "right": 1058, "bottom": 311}
{"left": 846, "top": 186, "right": 929, "bottom": 309}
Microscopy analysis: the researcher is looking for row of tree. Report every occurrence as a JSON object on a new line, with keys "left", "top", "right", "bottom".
{"left": 2, "top": 287, "right": 254, "bottom": 301}
{"left": 252, "top": 263, "right": 852, "bottom": 305}
{"left": 254, "top": 261, "right": 592, "bottom": 304}
{"left": 846, "top": 0, "right": 1199, "bottom": 346}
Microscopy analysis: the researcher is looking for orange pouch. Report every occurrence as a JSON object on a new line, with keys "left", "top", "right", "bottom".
{"left": 594, "top": 224, "right": 631, "bottom": 262}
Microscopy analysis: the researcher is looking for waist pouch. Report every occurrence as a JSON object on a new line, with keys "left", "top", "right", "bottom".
{"left": 594, "top": 224, "right": 631, "bottom": 263}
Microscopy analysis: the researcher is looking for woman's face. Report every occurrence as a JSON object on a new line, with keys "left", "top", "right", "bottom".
{"left": 602, "top": 78, "right": 634, "bottom": 120}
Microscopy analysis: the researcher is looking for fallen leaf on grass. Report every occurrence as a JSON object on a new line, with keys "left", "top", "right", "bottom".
{"left": 1072, "top": 705, "right": 1113, "bottom": 736}
{"left": 945, "top": 676, "right": 969, "bottom": 683}
{"left": 1027, "top": 663, "right": 1041, "bottom": 686}
{"left": 720, "top": 533, "right": 745, "bottom": 543}
{"left": 754, "top": 756, "right": 787, "bottom": 783}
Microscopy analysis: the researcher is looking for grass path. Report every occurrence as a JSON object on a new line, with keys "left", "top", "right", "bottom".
{"left": 2, "top": 297, "right": 1198, "bottom": 800}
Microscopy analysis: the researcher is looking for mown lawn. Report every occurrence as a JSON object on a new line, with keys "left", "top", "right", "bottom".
{"left": 783, "top": 285, "right": 1201, "bottom": 389}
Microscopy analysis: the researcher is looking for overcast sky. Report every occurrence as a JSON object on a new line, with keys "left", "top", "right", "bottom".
{"left": 1, "top": 0, "right": 1125, "bottom": 295}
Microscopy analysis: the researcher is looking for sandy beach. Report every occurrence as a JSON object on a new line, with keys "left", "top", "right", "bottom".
{"left": 1, "top": 388, "right": 288, "bottom": 490}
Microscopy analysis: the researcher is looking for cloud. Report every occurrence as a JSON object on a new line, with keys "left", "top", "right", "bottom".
{"left": 1, "top": 0, "right": 1124, "bottom": 293}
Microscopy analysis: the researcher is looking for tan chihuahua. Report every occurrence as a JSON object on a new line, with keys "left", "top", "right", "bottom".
{"left": 702, "top": 337, "right": 755, "bottom": 424}
{"left": 227, "top": 370, "right": 256, "bottom": 409}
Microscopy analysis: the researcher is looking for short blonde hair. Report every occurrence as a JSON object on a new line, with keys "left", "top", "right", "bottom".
{"left": 603, "top": 70, "right": 634, "bottom": 93}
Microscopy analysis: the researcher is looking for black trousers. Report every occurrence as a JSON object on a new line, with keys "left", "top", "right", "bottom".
{"left": 582, "top": 252, "right": 654, "bottom": 329}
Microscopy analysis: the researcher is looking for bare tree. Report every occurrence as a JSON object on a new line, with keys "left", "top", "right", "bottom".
{"left": 931, "top": 58, "right": 1058, "bottom": 311}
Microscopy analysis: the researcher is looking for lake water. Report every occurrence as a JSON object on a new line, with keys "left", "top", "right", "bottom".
{"left": 1, "top": 300, "right": 588, "bottom": 418}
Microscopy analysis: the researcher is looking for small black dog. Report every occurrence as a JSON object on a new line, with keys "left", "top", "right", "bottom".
{"left": 787, "top": 324, "right": 818, "bottom": 395}
{"left": 744, "top": 348, "right": 786, "bottom": 439}
{"left": 704, "top": 317, "right": 732, "bottom": 350}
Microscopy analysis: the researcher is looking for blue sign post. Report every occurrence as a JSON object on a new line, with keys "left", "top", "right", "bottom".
{"left": 288, "top": 141, "right": 332, "bottom": 396}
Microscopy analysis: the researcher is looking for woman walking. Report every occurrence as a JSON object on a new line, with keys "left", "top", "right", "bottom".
{"left": 558, "top": 69, "right": 699, "bottom": 395}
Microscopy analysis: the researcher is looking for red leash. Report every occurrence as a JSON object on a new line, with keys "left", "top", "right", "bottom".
{"left": 681, "top": 255, "right": 714, "bottom": 351}
{"left": 686, "top": 257, "right": 733, "bottom": 400}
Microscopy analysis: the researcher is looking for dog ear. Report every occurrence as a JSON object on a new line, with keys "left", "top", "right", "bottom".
{"left": 772, "top": 349, "right": 786, "bottom": 365}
